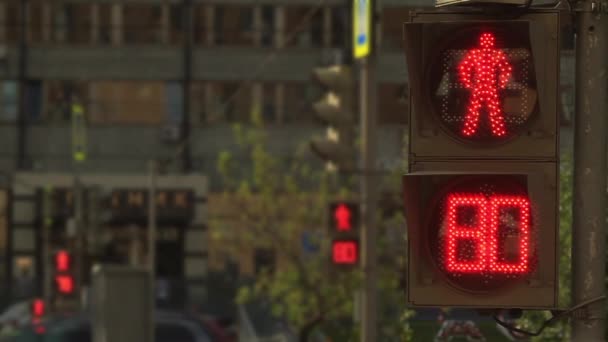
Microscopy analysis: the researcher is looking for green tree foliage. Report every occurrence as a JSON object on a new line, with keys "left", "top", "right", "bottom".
{"left": 212, "top": 110, "right": 413, "bottom": 341}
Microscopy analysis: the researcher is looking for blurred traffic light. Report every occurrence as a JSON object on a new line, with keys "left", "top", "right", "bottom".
{"left": 329, "top": 202, "right": 360, "bottom": 268}
{"left": 402, "top": 10, "right": 560, "bottom": 308}
{"left": 310, "top": 65, "right": 356, "bottom": 172}
{"left": 31, "top": 298, "right": 45, "bottom": 318}
{"left": 53, "top": 249, "right": 76, "bottom": 296}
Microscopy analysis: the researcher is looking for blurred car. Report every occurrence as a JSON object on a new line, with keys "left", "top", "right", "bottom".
{"left": 197, "top": 315, "right": 237, "bottom": 342}
{"left": 0, "top": 300, "right": 37, "bottom": 336}
{"left": 3, "top": 310, "right": 218, "bottom": 342}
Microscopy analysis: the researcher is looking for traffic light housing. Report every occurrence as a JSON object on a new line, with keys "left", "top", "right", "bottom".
{"left": 310, "top": 65, "right": 356, "bottom": 172}
{"left": 329, "top": 202, "right": 360, "bottom": 267}
{"left": 403, "top": 9, "right": 559, "bottom": 309}
{"left": 53, "top": 249, "right": 76, "bottom": 297}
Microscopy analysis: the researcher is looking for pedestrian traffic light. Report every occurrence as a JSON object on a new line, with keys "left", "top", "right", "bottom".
{"left": 329, "top": 202, "right": 360, "bottom": 267}
{"left": 53, "top": 249, "right": 76, "bottom": 296}
{"left": 402, "top": 9, "right": 560, "bottom": 309}
{"left": 310, "top": 65, "right": 356, "bottom": 172}
{"left": 31, "top": 298, "right": 45, "bottom": 319}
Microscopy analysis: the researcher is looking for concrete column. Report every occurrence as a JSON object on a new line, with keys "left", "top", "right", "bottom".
{"left": 204, "top": 83, "right": 214, "bottom": 123}
{"left": 42, "top": 3, "right": 52, "bottom": 43}
{"left": 275, "top": 84, "right": 285, "bottom": 124}
{"left": 274, "top": 6, "right": 285, "bottom": 48}
{"left": 90, "top": 4, "right": 99, "bottom": 44}
{"left": 111, "top": 4, "right": 123, "bottom": 46}
{"left": 204, "top": 5, "right": 215, "bottom": 46}
{"left": 0, "top": 3, "right": 6, "bottom": 43}
{"left": 252, "top": 6, "right": 262, "bottom": 46}
{"left": 160, "top": 3, "right": 170, "bottom": 44}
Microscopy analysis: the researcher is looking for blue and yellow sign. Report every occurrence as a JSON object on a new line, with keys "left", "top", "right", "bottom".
{"left": 353, "top": 0, "right": 371, "bottom": 59}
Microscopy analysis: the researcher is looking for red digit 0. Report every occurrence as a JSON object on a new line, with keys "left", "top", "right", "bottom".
{"left": 445, "top": 194, "right": 488, "bottom": 273}
{"left": 487, "top": 196, "right": 531, "bottom": 274}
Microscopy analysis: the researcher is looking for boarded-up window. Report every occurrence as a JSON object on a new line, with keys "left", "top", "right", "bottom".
{"left": 89, "top": 81, "right": 167, "bottom": 124}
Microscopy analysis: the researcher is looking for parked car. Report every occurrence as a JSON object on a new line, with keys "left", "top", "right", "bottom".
{"left": 0, "top": 300, "right": 37, "bottom": 337}
{"left": 3, "top": 310, "right": 218, "bottom": 342}
{"left": 197, "top": 315, "right": 237, "bottom": 342}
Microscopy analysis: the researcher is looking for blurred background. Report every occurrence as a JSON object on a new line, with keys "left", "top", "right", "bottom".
{"left": 0, "top": 0, "right": 578, "bottom": 341}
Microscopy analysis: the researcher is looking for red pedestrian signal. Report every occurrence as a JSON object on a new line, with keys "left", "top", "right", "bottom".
{"left": 55, "top": 275, "right": 75, "bottom": 295}
{"left": 53, "top": 249, "right": 76, "bottom": 297}
{"left": 332, "top": 240, "right": 359, "bottom": 265}
{"left": 54, "top": 250, "right": 71, "bottom": 272}
{"left": 403, "top": 10, "right": 559, "bottom": 309}
{"left": 31, "top": 299, "right": 45, "bottom": 318}
{"left": 335, "top": 204, "right": 352, "bottom": 231}
{"left": 458, "top": 32, "right": 512, "bottom": 138}
{"left": 328, "top": 202, "right": 359, "bottom": 268}
{"left": 329, "top": 202, "right": 359, "bottom": 232}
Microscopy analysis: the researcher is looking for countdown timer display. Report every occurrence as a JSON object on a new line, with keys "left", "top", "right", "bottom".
{"left": 427, "top": 176, "right": 537, "bottom": 293}
{"left": 428, "top": 29, "right": 538, "bottom": 143}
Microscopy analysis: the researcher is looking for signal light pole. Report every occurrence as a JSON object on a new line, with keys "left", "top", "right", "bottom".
{"left": 357, "top": 1, "right": 378, "bottom": 340}
{"left": 571, "top": 0, "right": 608, "bottom": 338}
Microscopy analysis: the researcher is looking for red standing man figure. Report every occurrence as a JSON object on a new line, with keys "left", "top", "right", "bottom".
{"left": 458, "top": 32, "right": 513, "bottom": 137}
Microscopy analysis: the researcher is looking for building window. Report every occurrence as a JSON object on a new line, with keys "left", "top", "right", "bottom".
{"left": 43, "top": 81, "right": 89, "bottom": 123}
{"left": 124, "top": 5, "right": 162, "bottom": 44}
{"left": 88, "top": 81, "right": 166, "bottom": 124}
{"left": 54, "top": 3, "right": 92, "bottom": 44}
{"left": 285, "top": 7, "right": 311, "bottom": 47}
{"left": 2, "top": 1, "right": 20, "bottom": 45}
{"left": 98, "top": 4, "right": 113, "bottom": 45}
{"left": 27, "top": 2, "right": 44, "bottom": 44}
{"left": 215, "top": 6, "right": 253, "bottom": 46}
{"left": 260, "top": 5, "right": 274, "bottom": 47}
{"left": 169, "top": 4, "right": 185, "bottom": 45}
{"left": 192, "top": 4, "right": 209, "bottom": 46}
{"left": 331, "top": 6, "right": 347, "bottom": 48}
{"left": 25, "top": 80, "right": 42, "bottom": 122}
{"left": 0, "top": 81, "right": 18, "bottom": 122}
{"left": 166, "top": 82, "right": 183, "bottom": 125}
{"left": 191, "top": 82, "right": 252, "bottom": 125}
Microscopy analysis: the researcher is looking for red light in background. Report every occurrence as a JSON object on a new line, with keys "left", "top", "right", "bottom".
{"left": 55, "top": 250, "right": 71, "bottom": 272}
{"left": 334, "top": 204, "right": 353, "bottom": 231}
{"left": 55, "top": 275, "right": 74, "bottom": 295}
{"left": 445, "top": 193, "right": 531, "bottom": 274}
{"left": 332, "top": 240, "right": 358, "bottom": 265}
{"left": 458, "top": 32, "right": 512, "bottom": 138}
{"left": 31, "top": 299, "right": 45, "bottom": 317}
{"left": 34, "top": 325, "right": 46, "bottom": 335}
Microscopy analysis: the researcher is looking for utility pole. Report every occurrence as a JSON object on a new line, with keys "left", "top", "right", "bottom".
{"left": 180, "top": 0, "right": 193, "bottom": 173}
{"left": 71, "top": 98, "right": 87, "bottom": 309}
{"left": 42, "top": 187, "right": 53, "bottom": 308}
{"left": 147, "top": 159, "right": 157, "bottom": 342}
{"left": 571, "top": 0, "right": 608, "bottom": 339}
{"left": 359, "top": 0, "right": 378, "bottom": 340}
{"left": 73, "top": 176, "right": 84, "bottom": 308}
{"left": 16, "top": 0, "right": 28, "bottom": 169}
